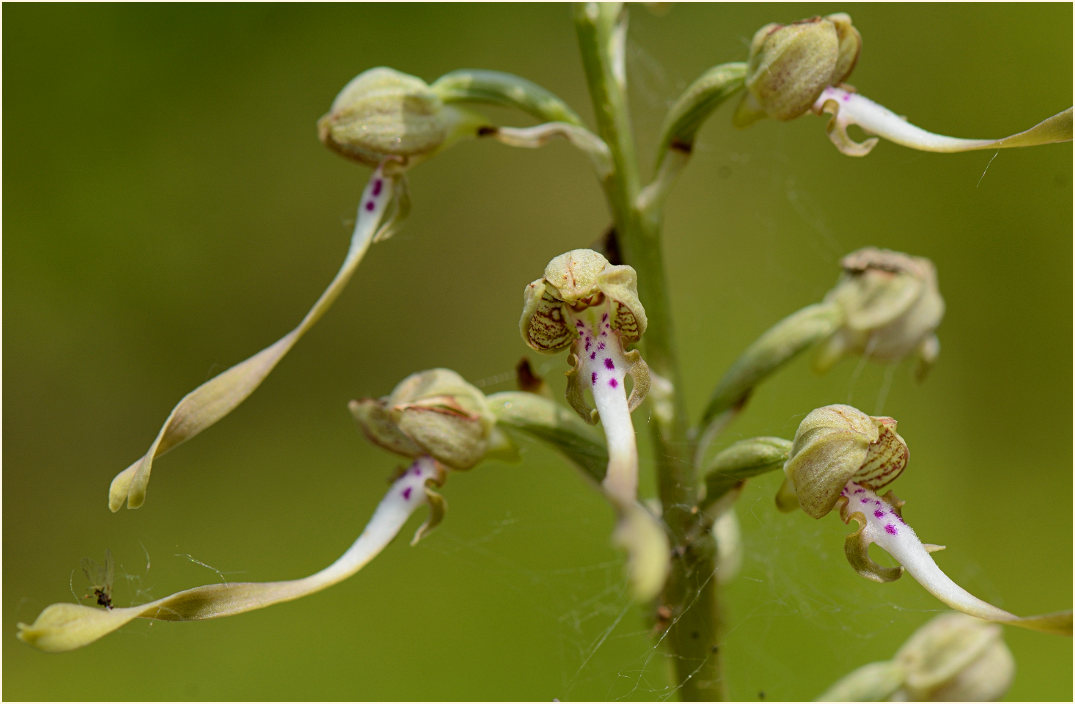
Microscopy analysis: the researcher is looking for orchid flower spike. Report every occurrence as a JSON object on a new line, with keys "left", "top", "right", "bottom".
{"left": 520, "top": 249, "right": 668, "bottom": 600}
{"left": 108, "top": 68, "right": 481, "bottom": 511}
{"left": 735, "top": 14, "right": 1072, "bottom": 156}
{"left": 777, "top": 404, "right": 1072, "bottom": 636}
{"left": 20, "top": 456, "right": 445, "bottom": 652}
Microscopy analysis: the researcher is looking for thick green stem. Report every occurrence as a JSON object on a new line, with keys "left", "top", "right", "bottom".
{"left": 574, "top": 4, "right": 724, "bottom": 700}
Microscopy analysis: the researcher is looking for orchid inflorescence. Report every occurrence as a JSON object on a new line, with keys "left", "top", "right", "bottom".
{"left": 19, "top": 6, "right": 1071, "bottom": 701}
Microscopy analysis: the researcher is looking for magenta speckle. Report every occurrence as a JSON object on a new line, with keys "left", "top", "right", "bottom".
{"left": 884, "top": 524, "right": 898, "bottom": 535}
{"left": 372, "top": 179, "right": 383, "bottom": 196}
{"left": 402, "top": 487, "right": 413, "bottom": 500}
{"left": 591, "top": 372, "right": 597, "bottom": 385}
{"left": 585, "top": 340, "right": 591, "bottom": 351}
{"left": 842, "top": 92, "right": 851, "bottom": 102}
{"left": 601, "top": 313, "right": 608, "bottom": 322}
{"left": 853, "top": 488, "right": 864, "bottom": 494}
{"left": 411, "top": 467, "right": 421, "bottom": 476}
{"left": 608, "top": 379, "right": 619, "bottom": 389}
{"left": 860, "top": 498, "right": 870, "bottom": 504}
{"left": 603, "top": 358, "right": 615, "bottom": 370}
{"left": 598, "top": 342, "right": 606, "bottom": 351}
{"left": 365, "top": 200, "right": 375, "bottom": 211}
{"left": 874, "top": 500, "right": 883, "bottom": 506}
{"left": 873, "top": 510, "right": 885, "bottom": 519}
{"left": 589, "top": 351, "right": 596, "bottom": 360}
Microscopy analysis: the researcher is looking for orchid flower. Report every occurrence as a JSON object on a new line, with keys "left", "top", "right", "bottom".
{"left": 520, "top": 249, "right": 669, "bottom": 599}
{"left": 732, "top": 13, "right": 1072, "bottom": 157}
{"left": 20, "top": 456, "right": 445, "bottom": 652}
{"left": 646, "top": 12, "right": 1071, "bottom": 211}
{"left": 108, "top": 66, "right": 614, "bottom": 511}
{"left": 776, "top": 404, "right": 1072, "bottom": 636}
{"left": 108, "top": 67, "right": 479, "bottom": 511}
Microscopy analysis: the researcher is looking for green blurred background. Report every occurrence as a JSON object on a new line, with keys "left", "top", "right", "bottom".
{"left": 4, "top": 4, "right": 1071, "bottom": 701}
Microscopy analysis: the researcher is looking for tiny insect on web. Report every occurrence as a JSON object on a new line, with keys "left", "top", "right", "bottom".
{"left": 80, "top": 549, "right": 114, "bottom": 610}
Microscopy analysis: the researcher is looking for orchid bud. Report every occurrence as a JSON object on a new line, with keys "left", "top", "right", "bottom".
{"left": 349, "top": 368, "right": 506, "bottom": 471}
{"left": 818, "top": 613, "right": 1014, "bottom": 701}
{"left": 895, "top": 613, "right": 1015, "bottom": 701}
{"left": 734, "top": 14, "right": 861, "bottom": 126}
{"left": 816, "top": 247, "right": 944, "bottom": 379}
{"left": 778, "top": 404, "right": 908, "bottom": 519}
{"left": 318, "top": 67, "right": 471, "bottom": 168}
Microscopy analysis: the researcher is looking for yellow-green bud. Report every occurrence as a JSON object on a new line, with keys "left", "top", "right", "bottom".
{"left": 816, "top": 248, "right": 945, "bottom": 378}
{"left": 520, "top": 249, "right": 647, "bottom": 353}
{"left": 349, "top": 368, "right": 499, "bottom": 470}
{"left": 318, "top": 67, "right": 452, "bottom": 167}
{"left": 734, "top": 14, "right": 862, "bottom": 125}
{"left": 779, "top": 404, "right": 909, "bottom": 518}
{"left": 894, "top": 613, "right": 1015, "bottom": 701}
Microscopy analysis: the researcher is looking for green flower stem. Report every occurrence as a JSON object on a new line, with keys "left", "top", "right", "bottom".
{"left": 574, "top": 4, "right": 723, "bottom": 699}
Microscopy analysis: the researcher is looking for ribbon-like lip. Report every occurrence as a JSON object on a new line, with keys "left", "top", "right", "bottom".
{"left": 21, "top": 457, "right": 449, "bottom": 653}
{"left": 813, "top": 85, "right": 1073, "bottom": 156}
{"left": 836, "top": 481, "right": 1072, "bottom": 636}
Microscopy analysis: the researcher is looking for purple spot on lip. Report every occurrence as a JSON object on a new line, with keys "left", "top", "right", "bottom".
{"left": 591, "top": 372, "right": 597, "bottom": 385}
{"left": 853, "top": 488, "right": 864, "bottom": 494}
{"left": 372, "top": 179, "right": 383, "bottom": 196}
{"left": 590, "top": 352, "right": 596, "bottom": 360}
{"left": 860, "top": 498, "right": 869, "bottom": 504}
{"left": 874, "top": 500, "right": 883, "bottom": 506}
{"left": 402, "top": 487, "right": 413, "bottom": 500}
{"left": 585, "top": 340, "right": 591, "bottom": 351}
{"left": 884, "top": 524, "right": 898, "bottom": 535}
{"left": 364, "top": 201, "right": 375, "bottom": 211}
{"left": 597, "top": 342, "right": 606, "bottom": 350}
{"left": 608, "top": 379, "right": 619, "bottom": 389}
{"left": 873, "top": 510, "right": 885, "bottom": 519}
{"left": 412, "top": 467, "right": 421, "bottom": 476}
{"left": 602, "top": 313, "right": 608, "bottom": 322}
{"left": 603, "top": 358, "right": 615, "bottom": 370}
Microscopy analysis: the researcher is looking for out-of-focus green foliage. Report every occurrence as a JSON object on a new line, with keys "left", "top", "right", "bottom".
{"left": 4, "top": 4, "right": 1070, "bottom": 700}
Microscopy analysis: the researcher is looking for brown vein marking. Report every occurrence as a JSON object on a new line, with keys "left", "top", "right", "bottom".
{"left": 613, "top": 304, "right": 641, "bottom": 342}
{"left": 527, "top": 294, "right": 573, "bottom": 351}
{"left": 858, "top": 426, "right": 908, "bottom": 488}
